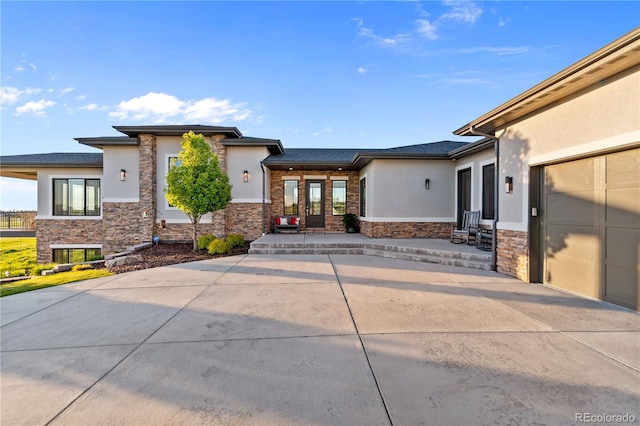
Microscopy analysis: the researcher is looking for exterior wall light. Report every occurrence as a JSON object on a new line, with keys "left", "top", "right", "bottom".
{"left": 243, "top": 170, "right": 249, "bottom": 182}
{"left": 505, "top": 176, "right": 513, "bottom": 193}
{"left": 425, "top": 178, "right": 430, "bottom": 190}
{"left": 120, "top": 169, "right": 126, "bottom": 181}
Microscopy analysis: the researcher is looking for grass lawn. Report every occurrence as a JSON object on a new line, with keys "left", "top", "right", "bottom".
{"left": 0, "top": 237, "right": 37, "bottom": 277}
{"left": 0, "top": 269, "right": 113, "bottom": 297}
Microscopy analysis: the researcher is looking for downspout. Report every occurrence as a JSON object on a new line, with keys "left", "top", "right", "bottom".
{"left": 260, "top": 161, "right": 266, "bottom": 236}
{"left": 469, "top": 126, "right": 499, "bottom": 272}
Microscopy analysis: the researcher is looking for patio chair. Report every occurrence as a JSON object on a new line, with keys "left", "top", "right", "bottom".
{"left": 451, "top": 210, "right": 480, "bottom": 244}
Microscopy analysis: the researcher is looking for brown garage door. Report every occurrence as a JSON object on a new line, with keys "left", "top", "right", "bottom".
{"left": 543, "top": 148, "right": 639, "bottom": 310}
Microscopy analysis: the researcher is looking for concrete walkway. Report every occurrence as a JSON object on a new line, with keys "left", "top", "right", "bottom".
{"left": 1, "top": 254, "right": 638, "bottom": 425}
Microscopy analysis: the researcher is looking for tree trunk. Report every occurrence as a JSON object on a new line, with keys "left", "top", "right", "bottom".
{"left": 192, "top": 221, "right": 198, "bottom": 251}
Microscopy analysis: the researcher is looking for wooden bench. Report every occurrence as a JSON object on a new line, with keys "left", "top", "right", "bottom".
{"left": 274, "top": 215, "right": 300, "bottom": 233}
{"left": 451, "top": 210, "right": 481, "bottom": 244}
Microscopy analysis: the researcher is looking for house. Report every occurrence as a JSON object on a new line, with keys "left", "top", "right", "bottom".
{"left": 1, "top": 28, "right": 638, "bottom": 309}
{"left": 454, "top": 27, "right": 639, "bottom": 310}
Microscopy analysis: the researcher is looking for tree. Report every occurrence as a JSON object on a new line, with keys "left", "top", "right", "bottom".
{"left": 165, "top": 131, "right": 232, "bottom": 250}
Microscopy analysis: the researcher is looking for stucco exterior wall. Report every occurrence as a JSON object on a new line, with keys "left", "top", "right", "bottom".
{"left": 497, "top": 66, "right": 640, "bottom": 232}
{"left": 227, "top": 146, "right": 270, "bottom": 202}
{"left": 363, "top": 159, "right": 456, "bottom": 220}
{"left": 102, "top": 145, "right": 139, "bottom": 201}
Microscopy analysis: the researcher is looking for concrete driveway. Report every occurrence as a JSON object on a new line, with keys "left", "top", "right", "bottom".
{"left": 1, "top": 254, "right": 639, "bottom": 425}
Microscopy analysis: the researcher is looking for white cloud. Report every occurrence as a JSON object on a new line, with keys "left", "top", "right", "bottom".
{"left": 0, "top": 87, "right": 42, "bottom": 105}
{"left": 313, "top": 126, "right": 333, "bottom": 136}
{"left": 29, "top": 63, "right": 37, "bottom": 73}
{"left": 441, "top": 0, "right": 482, "bottom": 24}
{"left": 78, "top": 103, "right": 99, "bottom": 111}
{"left": 358, "top": 66, "right": 368, "bottom": 74}
{"left": 498, "top": 16, "right": 510, "bottom": 27}
{"left": 358, "top": 26, "right": 412, "bottom": 47}
{"left": 59, "top": 87, "right": 75, "bottom": 95}
{"left": 16, "top": 99, "right": 56, "bottom": 117}
{"left": 76, "top": 95, "right": 86, "bottom": 100}
{"left": 14, "top": 65, "right": 25, "bottom": 72}
{"left": 110, "top": 92, "right": 252, "bottom": 124}
{"left": 415, "top": 19, "right": 438, "bottom": 40}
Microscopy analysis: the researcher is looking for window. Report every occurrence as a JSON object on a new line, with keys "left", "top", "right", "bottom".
{"left": 166, "top": 156, "right": 182, "bottom": 208}
{"left": 53, "top": 179, "right": 100, "bottom": 216}
{"left": 332, "top": 180, "right": 347, "bottom": 215}
{"left": 53, "top": 248, "right": 102, "bottom": 264}
{"left": 359, "top": 178, "right": 366, "bottom": 217}
{"left": 284, "top": 180, "right": 299, "bottom": 215}
{"left": 482, "top": 164, "right": 495, "bottom": 220}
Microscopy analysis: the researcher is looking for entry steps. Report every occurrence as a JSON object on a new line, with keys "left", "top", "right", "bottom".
{"left": 249, "top": 237, "right": 493, "bottom": 271}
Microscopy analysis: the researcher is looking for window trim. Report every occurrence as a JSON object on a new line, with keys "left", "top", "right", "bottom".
{"left": 52, "top": 247, "right": 102, "bottom": 264}
{"left": 283, "top": 180, "right": 299, "bottom": 215}
{"left": 165, "top": 154, "right": 181, "bottom": 209}
{"left": 481, "top": 162, "right": 495, "bottom": 220}
{"left": 52, "top": 177, "right": 101, "bottom": 217}
{"left": 359, "top": 176, "right": 366, "bottom": 218}
{"left": 331, "top": 180, "right": 347, "bottom": 216}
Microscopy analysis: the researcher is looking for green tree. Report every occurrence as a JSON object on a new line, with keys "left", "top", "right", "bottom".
{"left": 165, "top": 131, "right": 232, "bottom": 250}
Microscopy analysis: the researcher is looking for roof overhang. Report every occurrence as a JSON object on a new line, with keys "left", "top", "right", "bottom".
{"left": 113, "top": 125, "right": 242, "bottom": 138}
{"left": 262, "top": 161, "right": 357, "bottom": 171}
{"left": 75, "top": 136, "right": 139, "bottom": 149}
{"left": 454, "top": 27, "right": 640, "bottom": 137}
{"left": 221, "top": 137, "right": 284, "bottom": 155}
{"left": 448, "top": 138, "right": 494, "bottom": 160}
{"left": 352, "top": 152, "right": 450, "bottom": 168}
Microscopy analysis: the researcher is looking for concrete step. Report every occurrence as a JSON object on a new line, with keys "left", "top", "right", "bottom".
{"left": 248, "top": 239, "right": 493, "bottom": 271}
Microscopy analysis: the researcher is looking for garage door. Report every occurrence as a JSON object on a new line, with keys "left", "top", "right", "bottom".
{"left": 543, "top": 147, "right": 640, "bottom": 310}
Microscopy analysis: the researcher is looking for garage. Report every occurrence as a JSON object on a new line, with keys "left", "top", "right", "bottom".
{"left": 543, "top": 147, "right": 640, "bottom": 310}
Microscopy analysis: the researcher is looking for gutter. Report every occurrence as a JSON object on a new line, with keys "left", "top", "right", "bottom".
{"left": 260, "top": 161, "right": 266, "bottom": 236}
{"left": 469, "top": 126, "right": 499, "bottom": 272}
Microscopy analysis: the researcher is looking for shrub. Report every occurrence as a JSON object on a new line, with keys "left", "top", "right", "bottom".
{"left": 226, "top": 233, "right": 245, "bottom": 248}
{"left": 207, "top": 239, "right": 231, "bottom": 255}
{"left": 32, "top": 263, "right": 56, "bottom": 276}
{"left": 87, "top": 255, "right": 104, "bottom": 261}
{"left": 197, "top": 234, "right": 217, "bottom": 250}
{"left": 72, "top": 264, "right": 94, "bottom": 272}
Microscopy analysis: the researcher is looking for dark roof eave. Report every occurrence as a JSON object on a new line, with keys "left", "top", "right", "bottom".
{"left": 221, "top": 138, "right": 284, "bottom": 154}
{"left": 75, "top": 137, "right": 139, "bottom": 148}
{"left": 352, "top": 152, "right": 450, "bottom": 165}
{"left": 113, "top": 125, "right": 242, "bottom": 138}
{"left": 448, "top": 138, "right": 494, "bottom": 159}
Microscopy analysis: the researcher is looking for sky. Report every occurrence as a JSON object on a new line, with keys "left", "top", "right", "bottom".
{"left": 1, "top": 1, "right": 638, "bottom": 210}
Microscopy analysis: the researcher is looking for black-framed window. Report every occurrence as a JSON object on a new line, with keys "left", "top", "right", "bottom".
{"left": 53, "top": 248, "right": 102, "bottom": 264}
{"left": 359, "top": 178, "right": 366, "bottom": 217}
{"left": 332, "top": 180, "right": 347, "bottom": 215}
{"left": 482, "top": 164, "right": 495, "bottom": 220}
{"left": 284, "top": 180, "right": 299, "bottom": 215}
{"left": 53, "top": 179, "right": 100, "bottom": 216}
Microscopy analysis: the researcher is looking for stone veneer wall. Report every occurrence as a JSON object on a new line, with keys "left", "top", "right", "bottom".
{"left": 102, "top": 202, "right": 152, "bottom": 254}
{"left": 359, "top": 221, "right": 454, "bottom": 239}
{"left": 36, "top": 219, "right": 103, "bottom": 264}
{"left": 226, "top": 203, "right": 264, "bottom": 240}
{"left": 497, "top": 229, "right": 528, "bottom": 281}
{"left": 269, "top": 170, "right": 360, "bottom": 232}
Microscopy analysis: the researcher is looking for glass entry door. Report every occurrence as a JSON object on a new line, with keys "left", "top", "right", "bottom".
{"left": 306, "top": 181, "right": 325, "bottom": 228}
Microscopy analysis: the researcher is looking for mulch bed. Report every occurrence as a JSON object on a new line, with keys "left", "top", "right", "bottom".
{"left": 107, "top": 242, "right": 251, "bottom": 274}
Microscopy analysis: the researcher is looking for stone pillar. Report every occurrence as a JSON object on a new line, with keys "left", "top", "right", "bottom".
{"left": 138, "top": 134, "right": 157, "bottom": 240}
{"left": 209, "top": 135, "right": 228, "bottom": 237}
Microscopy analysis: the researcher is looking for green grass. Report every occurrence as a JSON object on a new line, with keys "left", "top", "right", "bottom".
{"left": 0, "top": 269, "right": 113, "bottom": 297}
{"left": 0, "top": 237, "right": 37, "bottom": 277}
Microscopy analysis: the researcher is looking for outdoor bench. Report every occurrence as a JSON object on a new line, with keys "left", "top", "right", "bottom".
{"left": 274, "top": 216, "right": 300, "bottom": 233}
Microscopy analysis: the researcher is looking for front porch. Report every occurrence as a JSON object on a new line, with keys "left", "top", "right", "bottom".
{"left": 249, "top": 233, "right": 493, "bottom": 271}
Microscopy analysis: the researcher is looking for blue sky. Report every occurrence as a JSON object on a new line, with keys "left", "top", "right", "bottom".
{"left": 1, "top": 1, "right": 638, "bottom": 210}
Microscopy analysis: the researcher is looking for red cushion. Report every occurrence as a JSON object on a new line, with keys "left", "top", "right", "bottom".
{"left": 290, "top": 217, "right": 298, "bottom": 225}
{"left": 275, "top": 217, "right": 281, "bottom": 225}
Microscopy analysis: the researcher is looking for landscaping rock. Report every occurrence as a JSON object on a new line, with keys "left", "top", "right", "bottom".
{"left": 54, "top": 264, "right": 73, "bottom": 273}
{"left": 104, "top": 255, "right": 143, "bottom": 268}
